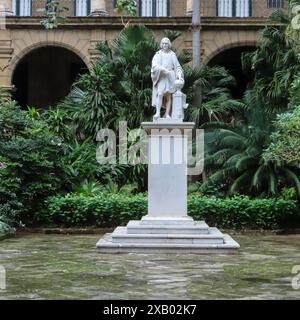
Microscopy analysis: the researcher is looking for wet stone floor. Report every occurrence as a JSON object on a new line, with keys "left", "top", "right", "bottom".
{"left": 0, "top": 232, "right": 300, "bottom": 299}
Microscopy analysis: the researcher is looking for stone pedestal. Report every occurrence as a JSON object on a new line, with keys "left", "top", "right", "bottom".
{"left": 97, "top": 121, "right": 240, "bottom": 253}
{"left": 171, "top": 90, "right": 187, "bottom": 120}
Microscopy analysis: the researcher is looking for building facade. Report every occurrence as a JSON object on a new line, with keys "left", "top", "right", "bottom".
{"left": 0, "top": 0, "right": 286, "bottom": 107}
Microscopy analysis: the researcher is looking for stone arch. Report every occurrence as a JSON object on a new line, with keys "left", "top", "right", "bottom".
{"left": 203, "top": 40, "right": 257, "bottom": 65}
{"left": 9, "top": 40, "right": 90, "bottom": 82}
{"left": 11, "top": 43, "right": 89, "bottom": 108}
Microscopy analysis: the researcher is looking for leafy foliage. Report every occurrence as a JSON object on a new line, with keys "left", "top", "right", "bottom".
{"left": 242, "top": 1, "right": 300, "bottom": 112}
{"left": 60, "top": 64, "right": 120, "bottom": 139}
{"left": 44, "top": 194, "right": 300, "bottom": 230}
{"left": 202, "top": 103, "right": 300, "bottom": 197}
{"left": 0, "top": 101, "right": 70, "bottom": 225}
{"left": 0, "top": 100, "right": 114, "bottom": 226}
{"left": 263, "top": 105, "right": 300, "bottom": 163}
{"left": 185, "top": 66, "right": 245, "bottom": 126}
{"left": 115, "top": 0, "right": 137, "bottom": 16}
{"left": 41, "top": 107, "right": 74, "bottom": 141}
{"left": 39, "top": 0, "right": 68, "bottom": 29}
{"left": 200, "top": 1, "right": 300, "bottom": 197}
{"left": 0, "top": 221, "right": 15, "bottom": 238}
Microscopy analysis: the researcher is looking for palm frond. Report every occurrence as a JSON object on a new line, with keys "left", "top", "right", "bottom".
{"left": 281, "top": 167, "right": 300, "bottom": 195}
{"left": 229, "top": 171, "right": 253, "bottom": 194}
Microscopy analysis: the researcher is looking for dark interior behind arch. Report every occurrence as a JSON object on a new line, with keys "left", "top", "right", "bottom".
{"left": 12, "top": 46, "right": 88, "bottom": 109}
{"left": 207, "top": 46, "right": 256, "bottom": 99}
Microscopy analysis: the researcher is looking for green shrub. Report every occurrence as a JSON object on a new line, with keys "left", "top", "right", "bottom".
{"left": 188, "top": 195, "right": 299, "bottom": 229}
{"left": 0, "top": 102, "right": 70, "bottom": 224}
{"left": 0, "top": 101, "right": 110, "bottom": 226}
{"left": 44, "top": 194, "right": 299, "bottom": 230}
{"left": 0, "top": 220, "right": 15, "bottom": 237}
{"left": 45, "top": 193, "right": 147, "bottom": 227}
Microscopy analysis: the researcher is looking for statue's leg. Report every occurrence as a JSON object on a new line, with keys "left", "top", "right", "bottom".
{"left": 154, "top": 93, "right": 163, "bottom": 119}
{"left": 165, "top": 94, "right": 172, "bottom": 118}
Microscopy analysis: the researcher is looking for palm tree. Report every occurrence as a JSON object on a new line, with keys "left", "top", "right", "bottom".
{"left": 202, "top": 97, "right": 300, "bottom": 197}
{"left": 185, "top": 66, "right": 245, "bottom": 127}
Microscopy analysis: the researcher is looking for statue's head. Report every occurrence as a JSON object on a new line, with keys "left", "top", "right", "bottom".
{"left": 160, "top": 38, "right": 172, "bottom": 51}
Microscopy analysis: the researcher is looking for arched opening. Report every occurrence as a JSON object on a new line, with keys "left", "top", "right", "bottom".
{"left": 12, "top": 46, "right": 88, "bottom": 108}
{"left": 208, "top": 45, "right": 256, "bottom": 99}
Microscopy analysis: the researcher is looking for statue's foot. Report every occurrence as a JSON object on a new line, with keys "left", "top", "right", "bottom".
{"left": 153, "top": 110, "right": 160, "bottom": 120}
{"left": 166, "top": 114, "right": 172, "bottom": 119}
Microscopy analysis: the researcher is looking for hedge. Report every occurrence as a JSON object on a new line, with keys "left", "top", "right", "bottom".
{"left": 0, "top": 221, "right": 15, "bottom": 240}
{"left": 38, "top": 194, "right": 300, "bottom": 230}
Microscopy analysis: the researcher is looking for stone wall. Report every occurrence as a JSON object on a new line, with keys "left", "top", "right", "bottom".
{"left": 0, "top": 15, "right": 264, "bottom": 89}
{"left": 26, "top": 0, "right": 289, "bottom": 17}
{"left": 104, "top": 0, "right": 287, "bottom": 17}
{"left": 200, "top": 0, "right": 287, "bottom": 17}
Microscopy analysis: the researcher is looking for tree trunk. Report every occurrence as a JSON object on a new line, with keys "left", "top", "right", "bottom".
{"left": 192, "top": 0, "right": 201, "bottom": 69}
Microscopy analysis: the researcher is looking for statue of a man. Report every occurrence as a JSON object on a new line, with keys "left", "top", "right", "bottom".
{"left": 151, "top": 38, "right": 184, "bottom": 120}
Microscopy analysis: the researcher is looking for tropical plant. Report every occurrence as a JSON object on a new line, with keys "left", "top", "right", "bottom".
{"left": 199, "top": 1, "right": 300, "bottom": 197}
{"left": 58, "top": 64, "right": 121, "bottom": 138}
{"left": 263, "top": 105, "right": 300, "bottom": 163}
{"left": 94, "top": 24, "right": 158, "bottom": 129}
{"left": 0, "top": 101, "right": 69, "bottom": 224}
{"left": 102, "top": 179, "right": 139, "bottom": 195}
{"left": 39, "top": 0, "right": 68, "bottom": 29}
{"left": 0, "top": 86, "right": 10, "bottom": 105}
{"left": 0, "top": 188, "right": 21, "bottom": 235}
{"left": 0, "top": 220, "right": 15, "bottom": 237}
{"left": 26, "top": 106, "right": 41, "bottom": 120}
{"left": 115, "top": 0, "right": 137, "bottom": 16}
{"left": 115, "top": 0, "right": 137, "bottom": 27}
{"left": 74, "top": 179, "right": 104, "bottom": 196}
{"left": 202, "top": 103, "right": 300, "bottom": 197}
{"left": 60, "top": 138, "right": 100, "bottom": 189}
{"left": 185, "top": 66, "right": 245, "bottom": 126}
{"left": 242, "top": 0, "right": 300, "bottom": 113}
{"left": 0, "top": 100, "right": 115, "bottom": 224}
{"left": 55, "top": 25, "right": 159, "bottom": 132}
{"left": 42, "top": 107, "right": 74, "bottom": 141}
{"left": 289, "top": 71, "right": 300, "bottom": 105}
{"left": 281, "top": 186, "right": 298, "bottom": 200}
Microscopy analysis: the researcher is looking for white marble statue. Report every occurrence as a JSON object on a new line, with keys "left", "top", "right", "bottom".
{"left": 151, "top": 38, "right": 184, "bottom": 120}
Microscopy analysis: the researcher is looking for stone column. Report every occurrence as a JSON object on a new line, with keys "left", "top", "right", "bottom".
{"left": 0, "top": 0, "right": 13, "bottom": 16}
{"left": 0, "top": 27, "right": 13, "bottom": 91}
{"left": 90, "top": 0, "right": 107, "bottom": 16}
{"left": 186, "top": 0, "right": 193, "bottom": 15}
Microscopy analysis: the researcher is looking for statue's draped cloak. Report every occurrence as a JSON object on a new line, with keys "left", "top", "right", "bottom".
{"left": 151, "top": 50, "right": 183, "bottom": 107}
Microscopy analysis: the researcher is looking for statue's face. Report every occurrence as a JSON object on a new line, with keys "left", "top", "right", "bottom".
{"left": 161, "top": 40, "right": 170, "bottom": 51}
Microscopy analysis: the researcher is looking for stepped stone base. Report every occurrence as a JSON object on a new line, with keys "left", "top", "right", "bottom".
{"left": 96, "top": 219, "right": 240, "bottom": 254}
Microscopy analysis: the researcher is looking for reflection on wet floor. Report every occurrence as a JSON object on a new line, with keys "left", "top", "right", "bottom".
{"left": 0, "top": 233, "right": 300, "bottom": 299}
